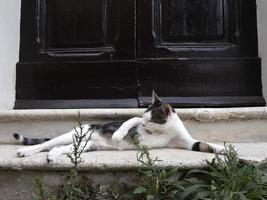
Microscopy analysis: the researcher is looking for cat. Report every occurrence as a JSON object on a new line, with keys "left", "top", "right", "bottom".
{"left": 14, "top": 91, "right": 225, "bottom": 163}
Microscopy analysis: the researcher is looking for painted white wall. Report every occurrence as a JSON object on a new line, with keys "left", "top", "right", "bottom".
{"left": 0, "top": 0, "right": 20, "bottom": 109}
{"left": 257, "top": 0, "right": 267, "bottom": 101}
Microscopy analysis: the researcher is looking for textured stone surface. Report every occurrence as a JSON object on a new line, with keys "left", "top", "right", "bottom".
{"left": 1, "top": 107, "right": 267, "bottom": 144}
{"left": 1, "top": 143, "right": 267, "bottom": 171}
{"left": 0, "top": 170, "right": 139, "bottom": 200}
{"left": 0, "top": 107, "right": 267, "bottom": 122}
{"left": 1, "top": 143, "right": 267, "bottom": 200}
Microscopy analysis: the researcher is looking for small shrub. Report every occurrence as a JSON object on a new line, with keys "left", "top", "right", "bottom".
{"left": 131, "top": 139, "right": 267, "bottom": 200}
{"left": 132, "top": 136, "right": 182, "bottom": 200}
{"left": 173, "top": 145, "right": 267, "bottom": 200}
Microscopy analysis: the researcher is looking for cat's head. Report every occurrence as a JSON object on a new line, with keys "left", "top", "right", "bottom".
{"left": 143, "top": 91, "right": 175, "bottom": 125}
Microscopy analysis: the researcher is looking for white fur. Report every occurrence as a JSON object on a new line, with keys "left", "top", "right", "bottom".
{"left": 112, "top": 117, "right": 144, "bottom": 144}
{"left": 112, "top": 111, "right": 224, "bottom": 154}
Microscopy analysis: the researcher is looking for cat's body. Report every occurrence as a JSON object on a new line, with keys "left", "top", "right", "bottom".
{"left": 14, "top": 92, "right": 225, "bottom": 162}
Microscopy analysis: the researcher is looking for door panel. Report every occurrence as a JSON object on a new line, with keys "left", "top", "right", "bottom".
{"left": 137, "top": 58, "right": 264, "bottom": 107}
{"left": 136, "top": 0, "right": 264, "bottom": 107}
{"left": 45, "top": 0, "right": 107, "bottom": 49}
{"left": 20, "top": 0, "right": 135, "bottom": 62}
{"left": 17, "top": 62, "right": 137, "bottom": 99}
{"left": 16, "top": 0, "right": 137, "bottom": 109}
{"left": 137, "top": 0, "right": 257, "bottom": 58}
{"left": 161, "top": 0, "right": 225, "bottom": 42}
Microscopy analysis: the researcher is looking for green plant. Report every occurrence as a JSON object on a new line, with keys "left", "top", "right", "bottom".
{"left": 174, "top": 145, "right": 267, "bottom": 200}
{"left": 132, "top": 139, "right": 267, "bottom": 200}
{"left": 62, "top": 111, "right": 93, "bottom": 200}
{"left": 132, "top": 136, "right": 182, "bottom": 200}
{"left": 36, "top": 112, "right": 96, "bottom": 200}
{"left": 35, "top": 178, "right": 49, "bottom": 200}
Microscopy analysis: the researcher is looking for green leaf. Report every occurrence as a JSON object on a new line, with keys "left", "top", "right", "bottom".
{"left": 179, "top": 184, "right": 209, "bottom": 199}
{"left": 146, "top": 194, "right": 154, "bottom": 200}
{"left": 240, "top": 193, "right": 249, "bottom": 200}
{"left": 161, "top": 169, "right": 167, "bottom": 179}
{"left": 261, "top": 175, "right": 267, "bottom": 183}
{"left": 73, "top": 187, "right": 82, "bottom": 193}
{"left": 167, "top": 167, "right": 179, "bottom": 177}
{"left": 186, "top": 169, "right": 210, "bottom": 176}
{"left": 134, "top": 186, "right": 147, "bottom": 194}
{"left": 194, "top": 191, "right": 212, "bottom": 199}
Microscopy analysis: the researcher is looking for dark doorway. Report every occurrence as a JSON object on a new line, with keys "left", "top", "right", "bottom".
{"left": 16, "top": 0, "right": 265, "bottom": 108}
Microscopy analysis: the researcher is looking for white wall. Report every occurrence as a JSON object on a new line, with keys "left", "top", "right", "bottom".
{"left": 257, "top": 0, "right": 267, "bottom": 101}
{"left": 0, "top": 0, "right": 20, "bottom": 109}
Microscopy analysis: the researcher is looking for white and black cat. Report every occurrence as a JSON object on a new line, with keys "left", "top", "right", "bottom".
{"left": 14, "top": 91, "right": 225, "bottom": 162}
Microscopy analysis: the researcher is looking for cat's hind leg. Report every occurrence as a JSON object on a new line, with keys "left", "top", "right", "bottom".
{"left": 192, "top": 141, "right": 225, "bottom": 154}
{"left": 17, "top": 125, "right": 90, "bottom": 157}
{"left": 171, "top": 136, "right": 225, "bottom": 154}
{"left": 47, "top": 140, "right": 97, "bottom": 163}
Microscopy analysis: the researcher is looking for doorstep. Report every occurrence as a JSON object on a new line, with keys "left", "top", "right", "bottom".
{"left": 0, "top": 107, "right": 267, "bottom": 144}
{"left": 0, "top": 143, "right": 267, "bottom": 172}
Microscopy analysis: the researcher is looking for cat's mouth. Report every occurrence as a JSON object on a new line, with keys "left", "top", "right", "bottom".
{"left": 142, "top": 124, "right": 152, "bottom": 134}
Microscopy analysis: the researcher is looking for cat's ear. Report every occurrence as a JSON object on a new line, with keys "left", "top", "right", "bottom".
{"left": 152, "top": 90, "right": 162, "bottom": 104}
{"left": 162, "top": 104, "right": 172, "bottom": 117}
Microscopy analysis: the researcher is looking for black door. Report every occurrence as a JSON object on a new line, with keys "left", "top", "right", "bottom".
{"left": 15, "top": 0, "right": 265, "bottom": 108}
{"left": 137, "top": 0, "right": 265, "bottom": 107}
{"left": 16, "top": 0, "right": 138, "bottom": 108}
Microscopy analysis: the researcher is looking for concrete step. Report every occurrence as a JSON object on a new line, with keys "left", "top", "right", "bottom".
{"left": 1, "top": 107, "right": 267, "bottom": 144}
{"left": 1, "top": 143, "right": 267, "bottom": 200}
{"left": 1, "top": 107, "right": 267, "bottom": 199}
{"left": 1, "top": 143, "right": 267, "bottom": 171}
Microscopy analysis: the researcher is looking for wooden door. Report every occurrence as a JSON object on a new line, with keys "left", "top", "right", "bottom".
{"left": 137, "top": 0, "right": 265, "bottom": 107}
{"left": 16, "top": 0, "right": 265, "bottom": 108}
{"left": 16, "top": 0, "right": 138, "bottom": 108}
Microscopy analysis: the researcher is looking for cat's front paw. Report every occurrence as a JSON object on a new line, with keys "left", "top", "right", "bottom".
{"left": 47, "top": 147, "right": 63, "bottom": 163}
{"left": 17, "top": 146, "right": 41, "bottom": 157}
{"left": 112, "top": 130, "right": 126, "bottom": 144}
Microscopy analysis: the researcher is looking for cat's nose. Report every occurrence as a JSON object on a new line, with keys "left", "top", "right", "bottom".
{"left": 144, "top": 127, "right": 152, "bottom": 134}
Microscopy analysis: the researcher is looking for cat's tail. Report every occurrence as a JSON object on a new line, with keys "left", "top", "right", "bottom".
{"left": 13, "top": 133, "right": 51, "bottom": 145}
{"left": 191, "top": 141, "right": 225, "bottom": 154}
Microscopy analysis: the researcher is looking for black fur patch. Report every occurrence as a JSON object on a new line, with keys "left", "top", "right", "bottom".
{"left": 150, "top": 108, "right": 167, "bottom": 124}
{"left": 124, "top": 126, "right": 139, "bottom": 142}
{"left": 145, "top": 100, "right": 163, "bottom": 113}
{"left": 192, "top": 142, "right": 214, "bottom": 153}
{"left": 95, "top": 121, "right": 125, "bottom": 138}
{"left": 13, "top": 133, "right": 20, "bottom": 140}
{"left": 13, "top": 133, "right": 51, "bottom": 145}
{"left": 24, "top": 138, "right": 50, "bottom": 145}
{"left": 192, "top": 142, "right": 201, "bottom": 151}
{"left": 145, "top": 98, "right": 176, "bottom": 124}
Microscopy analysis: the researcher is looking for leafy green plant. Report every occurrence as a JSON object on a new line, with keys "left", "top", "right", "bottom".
{"left": 174, "top": 145, "right": 267, "bottom": 200}
{"left": 62, "top": 111, "right": 93, "bottom": 200}
{"left": 35, "top": 178, "right": 49, "bottom": 200}
{"left": 132, "top": 136, "right": 182, "bottom": 200}
{"left": 132, "top": 139, "right": 267, "bottom": 200}
{"left": 36, "top": 112, "right": 97, "bottom": 200}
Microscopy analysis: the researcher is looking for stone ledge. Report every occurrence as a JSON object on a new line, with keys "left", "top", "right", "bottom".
{"left": 0, "top": 107, "right": 267, "bottom": 122}
{"left": 1, "top": 108, "right": 267, "bottom": 144}
{"left": 1, "top": 143, "right": 267, "bottom": 172}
